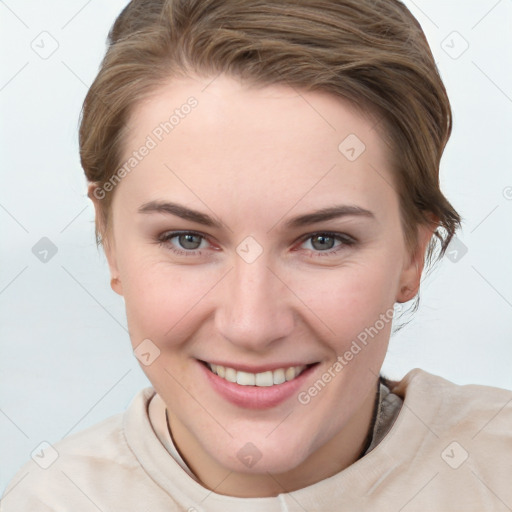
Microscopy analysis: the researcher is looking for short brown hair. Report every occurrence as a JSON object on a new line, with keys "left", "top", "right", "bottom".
{"left": 79, "top": 0, "right": 462, "bottom": 317}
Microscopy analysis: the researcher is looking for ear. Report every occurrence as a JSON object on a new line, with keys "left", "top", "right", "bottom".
{"left": 396, "top": 215, "right": 438, "bottom": 303}
{"left": 87, "top": 183, "right": 124, "bottom": 296}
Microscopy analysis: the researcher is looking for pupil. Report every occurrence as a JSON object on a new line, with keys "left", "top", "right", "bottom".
{"left": 312, "top": 235, "right": 334, "bottom": 251}
{"left": 179, "top": 234, "right": 201, "bottom": 250}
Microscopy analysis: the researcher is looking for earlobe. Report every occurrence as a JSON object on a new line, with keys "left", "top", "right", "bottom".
{"left": 110, "top": 276, "right": 123, "bottom": 295}
{"left": 104, "top": 243, "right": 123, "bottom": 296}
{"left": 397, "top": 276, "right": 418, "bottom": 304}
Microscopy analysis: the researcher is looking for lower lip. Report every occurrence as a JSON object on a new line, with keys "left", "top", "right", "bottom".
{"left": 199, "top": 361, "right": 318, "bottom": 410}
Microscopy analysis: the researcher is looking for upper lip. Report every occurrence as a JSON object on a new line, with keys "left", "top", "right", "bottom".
{"left": 200, "top": 359, "right": 318, "bottom": 373}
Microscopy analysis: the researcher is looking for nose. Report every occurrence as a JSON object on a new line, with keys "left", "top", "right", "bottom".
{"left": 214, "top": 253, "right": 295, "bottom": 352}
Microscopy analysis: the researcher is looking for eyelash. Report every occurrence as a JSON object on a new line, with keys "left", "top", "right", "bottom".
{"left": 157, "top": 230, "right": 356, "bottom": 258}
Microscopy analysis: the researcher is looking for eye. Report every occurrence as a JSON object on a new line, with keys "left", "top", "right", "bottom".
{"left": 157, "top": 231, "right": 210, "bottom": 254}
{"left": 299, "top": 232, "right": 355, "bottom": 254}
{"left": 156, "top": 230, "right": 355, "bottom": 259}
{"left": 175, "top": 233, "right": 203, "bottom": 250}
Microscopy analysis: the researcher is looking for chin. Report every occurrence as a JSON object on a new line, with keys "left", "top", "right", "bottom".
{"left": 214, "top": 434, "right": 315, "bottom": 475}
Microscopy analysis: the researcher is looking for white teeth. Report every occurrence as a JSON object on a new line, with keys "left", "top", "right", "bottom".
{"left": 236, "top": 371, "right": 255, "bottom": 386}
{"left": 255, "top": 371, "right": 274, "bottom": 387}
{"left": 207, "top": 363, "right": 308, "bottom": 387}
{"left": 273, "top": 368, "right": 286, "bottom": 385}
{"left": 285, "top": 367, "right": 296, "bottom": 381}
{"left": 225, "top": 367, "right": 237, "bottom": 383}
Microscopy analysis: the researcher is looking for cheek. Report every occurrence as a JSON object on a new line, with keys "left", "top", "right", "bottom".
{"left": 119, "top": 252, "right": 218, "bottom": 347}
{"left": 290, "top": 257, "right": 399, "bottom": 336}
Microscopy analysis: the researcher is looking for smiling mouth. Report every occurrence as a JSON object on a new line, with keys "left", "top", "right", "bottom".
{"left": 202, "top": 361, "right": 317, "bottom": 387}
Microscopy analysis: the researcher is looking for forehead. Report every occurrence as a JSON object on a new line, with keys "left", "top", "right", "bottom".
{"left": 116, "top": 75, "right": 397, "bottom": 222}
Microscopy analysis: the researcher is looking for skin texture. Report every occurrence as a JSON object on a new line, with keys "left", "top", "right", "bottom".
{"left": 89, "top": 74, "right": 434, "bottom": 497}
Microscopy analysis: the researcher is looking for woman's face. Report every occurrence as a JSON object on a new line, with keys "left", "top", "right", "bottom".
{"left": 93, "top": 74, "right": 430, "bottom": 495}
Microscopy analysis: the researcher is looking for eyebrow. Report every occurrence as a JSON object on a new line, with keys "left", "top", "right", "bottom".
{"left": 138, "top": 200, "right": 223, "bottom": 228}
{"left": 138, "top": 200, "right": 375, "bottom": 229}
{"left": 283, "top": 205, "right": 375, "bottom": 229}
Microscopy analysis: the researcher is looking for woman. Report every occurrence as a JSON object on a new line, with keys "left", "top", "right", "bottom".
{"left": 2, "top": 0, "right": 511, "bottom": 510}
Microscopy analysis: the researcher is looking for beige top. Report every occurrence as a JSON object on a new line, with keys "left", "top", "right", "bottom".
{"left": 2, "top": 368, "right": 511, "bottom": 511}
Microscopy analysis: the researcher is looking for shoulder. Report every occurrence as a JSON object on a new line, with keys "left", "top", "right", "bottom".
{"left": 363, "top": 369, "right": 512, "bottom": 509}
{"left": 390, "top": 369, "right": 512, "bottom": 474}
{"left": 392, "top": 368, "right": 512, "bottom": 428}
{"left": 1, "top": 387, "right": 161, "bottom": 511}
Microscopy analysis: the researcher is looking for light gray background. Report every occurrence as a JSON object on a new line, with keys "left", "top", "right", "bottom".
{"left": 1, "top": 0, "right": 511, "bottom": 496}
